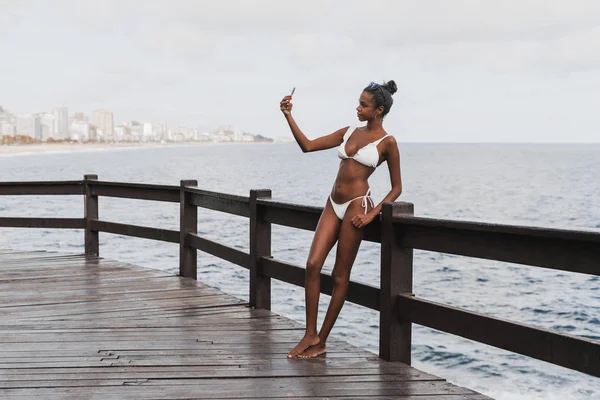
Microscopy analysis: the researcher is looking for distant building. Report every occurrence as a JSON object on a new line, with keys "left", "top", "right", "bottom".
{"left": 0, "top": 106, "right": 15, "bottom": 125}
{"left": 16, "top": 114, "right": 41, "bottom": 139}
{"left": 92, "top": 109, "right": 114, "bottom": 141}
{"left": 126, "top": 121, "right": 142, "bottom": 141}
{"left": 70, "top": 120, "right": 89, "bottom": 141}
{"left": 143, "top": 123, "right": 153, "bottom": 142}
{"left": 115, "top": 124, "right": 128, "bottom": 141}
{"left": 39, "top": 113, "right": 56, "bottom": 141}
{"left": 53, "top": 107, "right": 69, "bottom": 140}
{"left": 72, "top": 112, "right": 88, "bottom": 123}
{"left": 88, "top": 125, "right": 98, "bottom": 142}
{"left": 1, "top": 123, "right": 15, "bottom": 136}
{"left": 157, "top": 122, "right": 168, "bottom": 141}
{"left": 197, "top": 132, "right": 211, "bottom": 142}
{"left": 218, "top": 125, "right": 234, "bottom": 135}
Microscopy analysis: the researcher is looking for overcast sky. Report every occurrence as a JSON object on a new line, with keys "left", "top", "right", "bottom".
{"left": 1, "top": 0, "right": 599, "bottom": 142}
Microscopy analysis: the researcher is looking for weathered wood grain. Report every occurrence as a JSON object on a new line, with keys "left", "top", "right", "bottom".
{"left": 0, "top": 250, "right": 492, "bottom": 399}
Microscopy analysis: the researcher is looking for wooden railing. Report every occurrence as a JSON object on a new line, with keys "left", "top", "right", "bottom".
{"left": 1, "top": 175, "right": 598, "bottom": 377}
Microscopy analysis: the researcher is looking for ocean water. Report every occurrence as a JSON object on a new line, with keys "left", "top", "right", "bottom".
{"left": 0, "top": 142, "right": 599, "bottom": 399}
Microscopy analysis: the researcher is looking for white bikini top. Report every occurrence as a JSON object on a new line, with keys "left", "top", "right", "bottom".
{"left": 337, "top": 126, "right": 390, "bottom": 168}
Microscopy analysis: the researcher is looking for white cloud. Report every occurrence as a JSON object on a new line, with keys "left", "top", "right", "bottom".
{"left": 143, "top": 1, "right": 326, "bottom": 33}
{"left": 332, "top": 0, "right": 600, "bottom": 71}
{"left": 141, "top": 26, "right": 219, "bottom": 61}
{"left": 0, "top": 0, "right": 30, "bottom": 37}
{"left": 31, "top": 0, "right": 600, "bottom": 71}
{"left": 339, "top": 0, "right": 600, "bottom": 43}
{"left": 547, "top": 25, "right": 600, "bottom": 71}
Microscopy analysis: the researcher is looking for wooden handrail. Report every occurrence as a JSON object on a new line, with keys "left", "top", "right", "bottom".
{"left": 0, "top": 175, "right": 597, "bottom": 377}
{"left": 394, "top": 216, "right": 600, "bottom": 276}
{"left": 186, "top": 186, "right": 250, "bottom": 217}
{"left": 0, "top": 180, "right": 84, "bottom": 195}
{"left": 187, "top": 233, "right": 250, "bottom": 269}
{"left": 88, "top": 180, "right": 180, "bottom": 203}
{"left": 0, "top": 217, "right": 84, "bottom": 229}
{"left": 397, "top": 294, "right": 599, "bottom": 377}
{"left": 89, "top": 220, "right": 179, "bottom": 243}
{"left": 260, "top": 256, "right": 380, "bottom": 311}
{"left": 257, "top": 197, "right": 382, "bottom": 242}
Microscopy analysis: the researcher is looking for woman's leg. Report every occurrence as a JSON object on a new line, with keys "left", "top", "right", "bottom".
{"left": 299, "top": 197, "right": 370, "bottom": 358}
{"left": 287, "top": 199, "right": 341, "bottom": 358}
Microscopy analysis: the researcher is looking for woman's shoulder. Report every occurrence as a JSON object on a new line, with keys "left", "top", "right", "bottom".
{"left": 382, "top": 132, "right": 398, "bottom": 148}
{"left": 380, "top": 128, "right": 395, "bottom": 140}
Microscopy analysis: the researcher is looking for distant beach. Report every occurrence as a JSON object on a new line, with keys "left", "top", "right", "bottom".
{"left": 0, "top": 141, "right": 275, "bottom": 156}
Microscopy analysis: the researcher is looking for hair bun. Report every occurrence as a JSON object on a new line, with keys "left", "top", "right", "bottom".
{"left": 382, "top": 80, "right": 397, "bottom": 95}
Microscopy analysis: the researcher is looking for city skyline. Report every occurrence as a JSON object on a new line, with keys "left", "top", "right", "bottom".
{"left": 0, "top": 102, "right": 269, "bottom": 144}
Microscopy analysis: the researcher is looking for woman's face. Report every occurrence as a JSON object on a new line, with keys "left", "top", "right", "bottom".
{"left": 356, "top": 91, "right": 381, "bottom": 122}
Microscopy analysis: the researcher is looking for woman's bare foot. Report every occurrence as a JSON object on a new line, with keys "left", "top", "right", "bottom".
{"left": 287, "top": 334, "right": 320, "bottom": 358}
{"left": 298, "top": 342, "right": 327, "bottom": 358}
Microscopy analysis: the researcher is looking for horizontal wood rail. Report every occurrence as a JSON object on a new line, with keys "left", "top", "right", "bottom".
{"left": 260, "top": 256, "right": 381, "bottom": 311}
{"left": 257, "top": 198, "right": 382, "bottom": 242}
{"left": 0, "top": 181, "right": 84, "bottom": 195}
{"left": 89, "top": 220, "right": 179, "bottom": 243}
{"left": 0, "top": 175, "right": 597, "bottom": 378}
{"left": 397, "top": 294, "right": 600, "bottom": 377}
{"left": 186, "top": 186, "right": 250, "bottom": 217}
{"left": 0, "top": 217, "right": 85, "bottom": 229}
{"left": 187, "top": 233, "right": 251, "bottom": 269}
{"left": 394, "top": 215, "right": 600, "bottom": 276}
{"left": 87, "top": 180, "right": 180, "bottom": 203}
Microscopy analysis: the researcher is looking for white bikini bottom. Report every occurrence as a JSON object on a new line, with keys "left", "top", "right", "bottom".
{"left": 328, "top": 188, "right": 374, "bottom": 220}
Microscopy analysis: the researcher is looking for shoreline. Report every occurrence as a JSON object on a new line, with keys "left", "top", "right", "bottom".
{"left": 0, "top": 141, "right": 276, "bottom": 156}
{"left": 2, "top": 141, "right": 595, "bottom": 157}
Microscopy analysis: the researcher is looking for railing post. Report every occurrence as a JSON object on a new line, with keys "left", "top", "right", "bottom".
{"left": 179, "top": 180, "right": 198, "bottom": 279}
{"left": 249, "top": 189, "right": 272, "bottom": 309}
{"left": 380, "top": 201, "right": 414, "bottom": 363}
{"left": 84, "top": 174, "right": 99, "bottom": 256}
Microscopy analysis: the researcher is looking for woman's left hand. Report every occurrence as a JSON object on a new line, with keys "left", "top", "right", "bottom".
{"left": 351, "top": 212, "right": 376, "bottom": 229}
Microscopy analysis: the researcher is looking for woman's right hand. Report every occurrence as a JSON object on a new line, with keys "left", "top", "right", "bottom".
{"left": 280, "top": 95, "right": 293, "bottom": 115}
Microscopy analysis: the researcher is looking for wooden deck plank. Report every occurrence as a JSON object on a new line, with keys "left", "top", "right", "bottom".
{"left": 0, "top": 250, "right": 493, "bottom": 399}
{"left": 0, "top": 367, "right": 439, "bottom": 379}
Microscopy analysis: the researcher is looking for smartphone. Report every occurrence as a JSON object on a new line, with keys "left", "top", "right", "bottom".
{"left": 285, "top": 87, "right": 295, "bottom": 109}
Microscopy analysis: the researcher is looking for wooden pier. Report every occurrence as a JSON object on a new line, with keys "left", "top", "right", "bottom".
{"left": 0, "top": 176, "right": 598, "bottom": 399}
{"left": 0, "top": 250, "right": 492, "bottom": 399}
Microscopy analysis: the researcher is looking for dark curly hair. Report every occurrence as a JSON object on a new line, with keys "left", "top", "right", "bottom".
{"left": 363, "top": 80, "right": 397, "bottom": 119}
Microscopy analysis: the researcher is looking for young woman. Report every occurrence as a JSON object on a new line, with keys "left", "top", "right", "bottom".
{"left": 280, "top": 80, "right": 403, "bottom": 358}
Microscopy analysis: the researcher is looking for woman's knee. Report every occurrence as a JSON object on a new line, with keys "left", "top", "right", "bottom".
{"left": 332, "top": 268, "right": 350, "bottom": 287}
{"left": 306, "top": 258, "right": 323, "bottom": 278}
